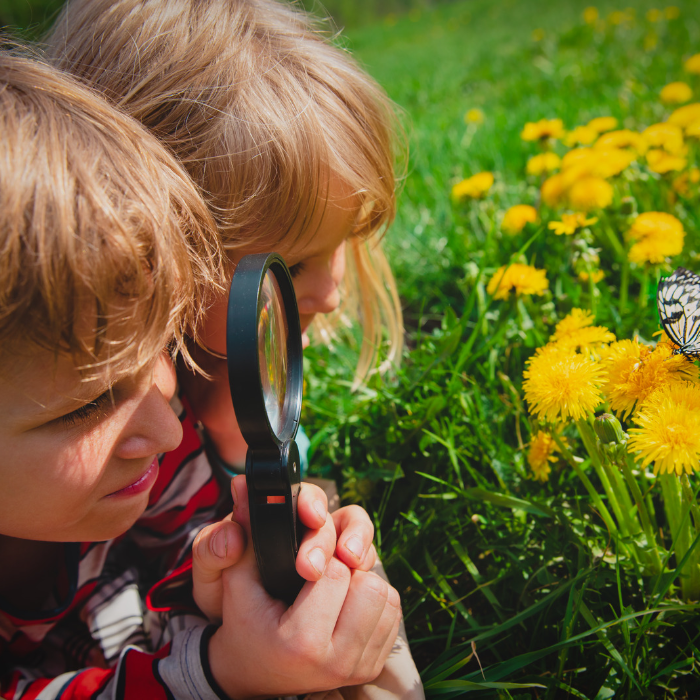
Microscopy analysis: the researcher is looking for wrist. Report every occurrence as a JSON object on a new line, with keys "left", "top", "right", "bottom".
{"left": 206, "top": 625, "right": 251, "bottom": 700}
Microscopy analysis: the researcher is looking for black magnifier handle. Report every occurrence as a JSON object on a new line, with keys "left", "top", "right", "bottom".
{"left": 226, "top": 253, "right": 305, "bottom": 605}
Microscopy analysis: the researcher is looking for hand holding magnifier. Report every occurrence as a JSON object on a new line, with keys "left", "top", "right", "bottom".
{"left": 226, "top": 253, "right": 305, "bottom": 604}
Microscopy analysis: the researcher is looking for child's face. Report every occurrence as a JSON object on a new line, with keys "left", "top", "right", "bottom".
{"left": 0, "top": 350, "right": 181, "bottom": 543}
{"left": 200, "top": 180, "right": 358, "bottom": 353}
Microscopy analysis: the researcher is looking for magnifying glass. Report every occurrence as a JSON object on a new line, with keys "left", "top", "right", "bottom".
{"left": 226, "top": 253, "right": 305, "bottom": 604}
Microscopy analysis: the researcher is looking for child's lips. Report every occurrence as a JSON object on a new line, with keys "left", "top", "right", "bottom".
{"left": 105, "top": 458, "right": 159, "bottom": 498}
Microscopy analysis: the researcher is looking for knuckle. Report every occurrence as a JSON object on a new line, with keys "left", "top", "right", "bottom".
{"left": 324, "top": 556, "right": 351, "bottom": 583}
{"left": 354, "top": 570, "right": 389, "bottom": 601}
{"left": 386, "top": 584, "right": 401, "bottom": 611}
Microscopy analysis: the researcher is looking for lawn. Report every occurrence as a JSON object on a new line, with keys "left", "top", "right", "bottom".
{"left": 302, "top": 1, "right": 700, "bottom": 697}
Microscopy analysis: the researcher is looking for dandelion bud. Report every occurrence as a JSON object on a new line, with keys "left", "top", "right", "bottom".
{"left": 619, "top": 196, "right": 638, "bottom": 217}
{"left": 594, "top": 413, "right": 627, "bottom": 445}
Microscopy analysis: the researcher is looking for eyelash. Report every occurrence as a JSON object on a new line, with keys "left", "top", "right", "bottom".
{"left": 289, "top": 261, "right": 306, "bottom": 278}
{"left": 61, "top": 391, "right": 113, "bottom": 426}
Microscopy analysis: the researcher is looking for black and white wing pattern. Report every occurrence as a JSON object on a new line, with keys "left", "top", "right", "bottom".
{"left": 657, "top": 267, "right": 700, "bottom": 358}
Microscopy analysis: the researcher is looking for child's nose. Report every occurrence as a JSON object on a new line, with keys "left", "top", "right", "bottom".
{"left": 295, "top": 245, "right": 345, "bottom": 316}
{"left": 115, "top": 356, "right": 183, "bottom": 459}
{"left": 297, "top": 274, "right": 341, "bottom": 315}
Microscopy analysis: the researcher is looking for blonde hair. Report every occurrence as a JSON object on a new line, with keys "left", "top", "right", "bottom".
{"left": 46, "top": 0, "right": 404, "bottom": 382}
{"left": 0, "top": 49, "right": 224, "bottom": 379}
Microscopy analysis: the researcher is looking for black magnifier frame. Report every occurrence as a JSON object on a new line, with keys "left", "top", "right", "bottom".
{"left": 226, "top": 252, "right": 305, "bottom": 604}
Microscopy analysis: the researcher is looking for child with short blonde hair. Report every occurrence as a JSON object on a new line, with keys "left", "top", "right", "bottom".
{"left": 0, "top": 50, "right": 400, "bottom": 700}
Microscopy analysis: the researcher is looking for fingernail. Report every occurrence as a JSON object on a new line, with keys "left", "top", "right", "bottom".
{"left": 308, "top": 547, "right": 327, "bottom": 576}
{"left": 313, "top": 500, "right": 327, "bottom": 521}
{"left": 345, "top": 536, "right": 363, "bottom": 560}
{"left": 212, "top": 528, "right": 227, "bottom": 558}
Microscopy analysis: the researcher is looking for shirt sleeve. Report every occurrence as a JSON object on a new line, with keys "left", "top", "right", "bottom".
{"left": 2, "top": 625, "right": 227, "bottom": 700}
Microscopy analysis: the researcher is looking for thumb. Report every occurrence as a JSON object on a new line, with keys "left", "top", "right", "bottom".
{"left": 192, "top": 518, "right": 246, "bottom": 621}
{"left": 231, "top": 474, "right": 252, "bottom": 538}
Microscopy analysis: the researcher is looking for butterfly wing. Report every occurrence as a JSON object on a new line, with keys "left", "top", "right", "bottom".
{"left": 657, "top": 267, "right": 700, "bottom": 355}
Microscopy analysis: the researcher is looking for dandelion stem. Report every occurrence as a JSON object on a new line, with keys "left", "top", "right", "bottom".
{"left": 660, "top": 474, "right": 698, "bottom": 600}
{"left": 576, "top": 421, "right": 636, "bottom": 542}
{"left": 619, "top": 259, "right": 629, "bottom": 315}
{"left": 680, "top": 474, "right": 700, "bottom": 599}
{"left": 552, "top": 432, "right": 621, "bottom": 541}
{"left": 618, "top": 453, "right": 664, "bottom": 574}
{"left": 638, "top": 268, "right": 649, "bottom": 309}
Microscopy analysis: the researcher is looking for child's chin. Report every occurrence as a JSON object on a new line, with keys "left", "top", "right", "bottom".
{"left": 85, "top": 496, "right": 150, "bottom": 542}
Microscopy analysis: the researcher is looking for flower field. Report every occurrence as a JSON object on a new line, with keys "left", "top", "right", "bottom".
{"left": 303, "top": 1, "right": 700, "bottom": 697}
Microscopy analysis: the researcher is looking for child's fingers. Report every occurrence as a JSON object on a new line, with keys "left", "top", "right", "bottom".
{"left": 348, "top": 581, "right": 402, "bottom": 683}
{"left": 230, "top": 474, "right": 251, "bottom": 538}
{"left": 332, "top": 505, "right": 376, "bottom": 571}
{"left": 329, "top": 570, "right": 393, "bottom": 678}
{"left": 286, "top": 555, "right": 351, "bottom": 634}
{"left": 192, "top": 518, "right": 246, "bottom": 621}
{"left": 295, "top": 509, "right": 337, "bottom": 581}
{"left": 297, "top": 481, "right": 329, "bottom": 529}
{"left": 233, "top": 475, "right": 336, "bottom": 582}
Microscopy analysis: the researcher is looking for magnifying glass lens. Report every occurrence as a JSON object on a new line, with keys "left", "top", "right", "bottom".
{"left": 258, "top": 269, "right": 289, "bottom": 436}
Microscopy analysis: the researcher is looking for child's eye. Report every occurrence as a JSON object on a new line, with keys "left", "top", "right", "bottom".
{"left": 61, "top": 391, "right": 113, "bottom": 426}
{"left": 289, "top": 261, "right": 306, "bottom": 278}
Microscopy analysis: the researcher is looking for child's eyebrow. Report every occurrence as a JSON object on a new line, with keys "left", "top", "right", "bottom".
{"left": 26, "top": 382, "right": 114, "bottom": 419}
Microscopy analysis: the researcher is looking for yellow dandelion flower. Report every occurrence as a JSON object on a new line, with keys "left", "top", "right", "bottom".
{"left": 646, "top": 8, "right": 661, "bottom": 22}
{"left": 568, "top": 177, "right": 613, "bottom": 210}
{"left": 667, "top": 103, "right": 700, "bottom": 128}
{"left": 549, "top": 308, "right": 615, "bottom": 352}
{"left": 564, "top": 125, "right": 599, "bottom": 147}
{"left": 523, "top": 345, "right": 604, "bottom": 424}
{"left": 502, "top": 204, "right": 538, "bottom": 235}
{"left": 602, "top": 339, "right": 698, "bottom": 419}
{"left": 487, "top": 264, "right": 549, "bottom": 300}
{"left": 595, "top": 129, "right": 647, "bottom": 153}
{"left": 644, "top": 32, "right": 658, "bottom": 52}
{"left": 628, "top": 231, "right": 684, "bottom": 263}
{"left": 672, "top": 168, "right": 700, "bottom": 196}
{"left": 628, "top": 211, "right": 684, "bottom": 240}
{"left": 548, "top": 212, "right": 598, "bottom": 235}
{"left": 646, "top": 148, "right": 688, "bottom": 173}
{"left": 642, "top": 122, "right": 685, "bottom": 154}
{"left": 578, "top": 269, "right": 605, "bottom": 283}
{"left": 684, "top": 53, "right": 700, "bottom": 75}
{"left": 552, "top": 308, "right": 594, "bottom": 336}
{"left": 594, "top": 148, "right": 637, "bottom": 177}
{"left": 526, "top": 152, "right": 561, "bottom": 176}
{"left": 452, "top": 172, "right": 494, "bottom": 201}
{"left": 521, "top": 118, "right": 566, "bottom": 142}
{"left": 665, "top": 6, "right": 680, "bottom": 19}
{"left": 561, "top": 148, "right": 594, "bottom": 169}
{"left": 587, "top": 116, "right": 618, "bottom": 133}
{"left": 660, "top": 81, "right": 693, "bottom": 105}
{"left": 541, "top": 174, "right": 567, "bottom": 208}
{"left": 465, "top": 108, "right": 485, "bottom": 124}
{"left": 528, "top": 431, "right": 561, "bottom": 482}
{"left": 628, "top": 384, "right": 700, "bottom": 475}
{"left": 583, "top": 6, "right": 599, "bottom": 24}
{"left": 608, "top": 10, "right": 626, "bottom": 25}
{"left": 685, "top": 121, "right": 700, "bottom": 139}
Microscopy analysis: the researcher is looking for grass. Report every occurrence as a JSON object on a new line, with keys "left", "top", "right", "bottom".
{"left": 301, "top": 1, "right": 700, "bottom": 697}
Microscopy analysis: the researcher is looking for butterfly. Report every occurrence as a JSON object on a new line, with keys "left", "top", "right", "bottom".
{"left": 657, "top": 267, "right": 700, "bottom": 360}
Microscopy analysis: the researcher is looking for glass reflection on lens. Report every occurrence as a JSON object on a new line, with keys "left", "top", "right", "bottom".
{"left": 258, "top": 270, "right": 289, "bottom": 436}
